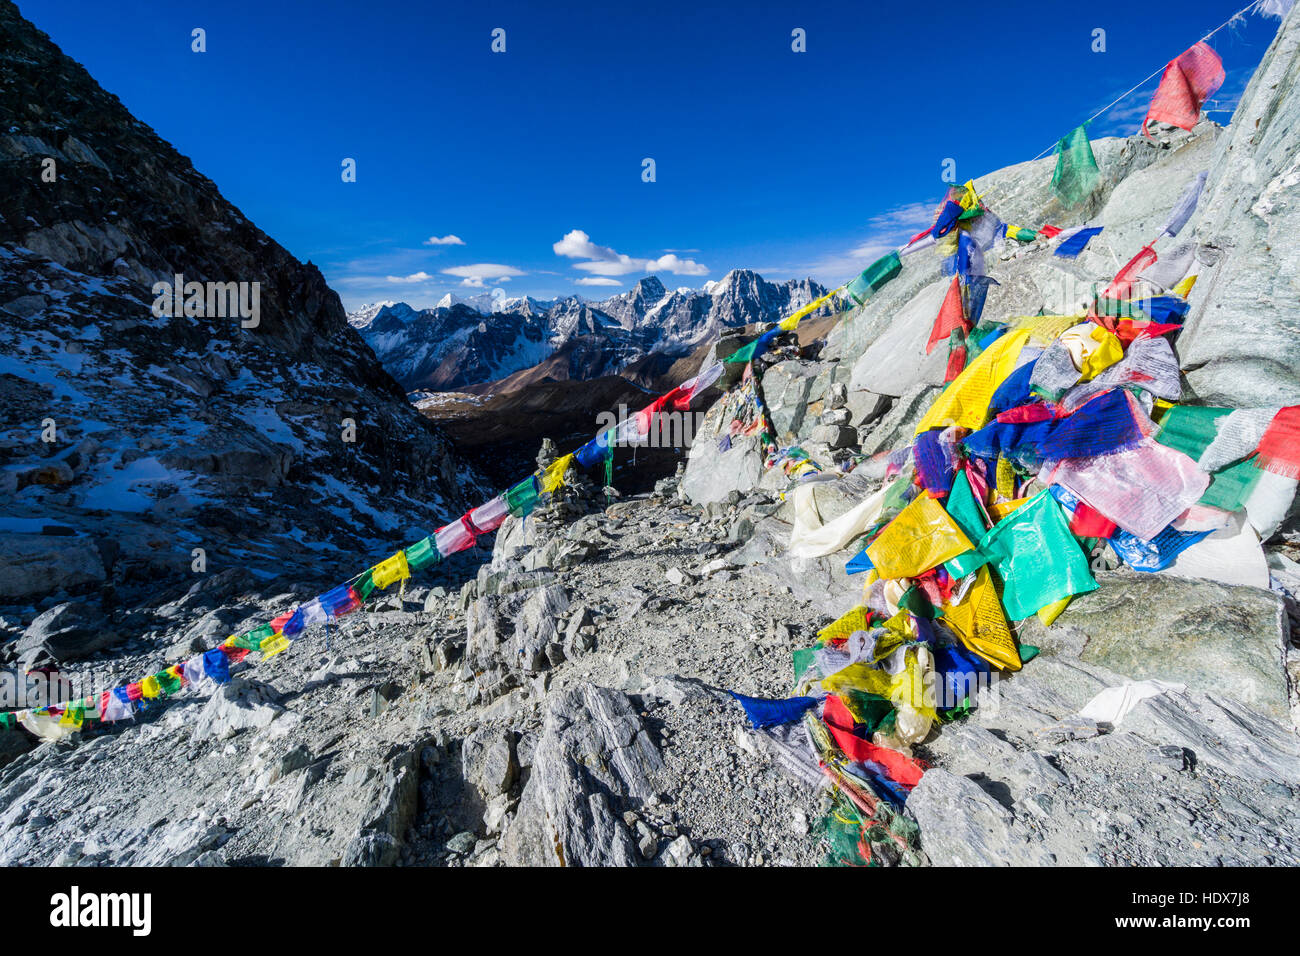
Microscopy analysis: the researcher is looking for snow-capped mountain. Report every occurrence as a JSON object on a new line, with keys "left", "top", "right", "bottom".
{"left": 348, "top": 269, "right": 830, "bottom": 392}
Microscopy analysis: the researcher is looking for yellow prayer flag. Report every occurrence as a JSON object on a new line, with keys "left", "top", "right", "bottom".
{"left": 140, "top": 675, "right": 161, "bottom": 699}
{"left": 1036, "top": 595, "right": 1072, "bottom": 627}
{"left": 988, "top": 497, "right": 1030, "bottom": 523}
{"left": 370, "top": 550, "right": 410, "bottom": 591}
{"left": 1172, "top": 274, "right": 1197, "bottom": 298}
{"left": 865, "top": 495, "right": 974, "bottom": 580}
{"left": 816, "top": 605, "right": 873, "bottom": 643}
{"left": 778, "top": 287, "right": 842, "bottom": 332}
{"left": 942, "top": 566, "right": 1021, "bottom": 671}
{"left": 259, "top": 634, "right": 291, "bottom": 659}
{"left": 541, "top": 453, "right": 575, "bottom": 494}
{"left": 915, "top": 328, "right": 1033, "bottom": 435}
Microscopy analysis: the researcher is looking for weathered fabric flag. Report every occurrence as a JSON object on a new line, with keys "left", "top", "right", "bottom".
{"left": 1051, "top": 125, "right": 1101, "bottom": 207}
{"left": 1163, "top": 171, "right": 1208, "bottom": 236}
{"left": 1142, "top": 41, "right": 1225, "bottom": 138}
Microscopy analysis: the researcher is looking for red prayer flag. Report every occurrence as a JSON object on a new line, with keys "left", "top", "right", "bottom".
{"left": 1070, "top": 500, "right": 1119, "bottom": 538}
{"left": 822, "top": 695, "right": 927, "bottom": 787}
{"left": 944, "top": 343, "right": 967, "bottom": 382}
{"left": 1256, "top": 406, "right": 1300, "bottom": 480}
{"left": 1038, "top": 224, "right": 1063, "bottom": 238}
{"left": 926, "top": 276, "right": 969, "bottom": 354}
{"left": 1115, "top": 319, "right": 1184, "bottom": 347}
{"left": 1102, "top": 244, "right": 1159, "bottom": 300}
{"left": 1142, "top": 41, "right": 1225, "bottom": 138}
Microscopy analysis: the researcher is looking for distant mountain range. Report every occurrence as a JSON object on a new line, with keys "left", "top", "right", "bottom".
{"left": 347, "top": 270, "right": 830, "bottom": 392}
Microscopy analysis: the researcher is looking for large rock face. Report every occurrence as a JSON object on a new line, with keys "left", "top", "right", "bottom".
{"left": 1181, "top": 2, "right": 1300, "bottom": 406}
{"left": 0, "top": 1, "right": 478, "bottom": 605}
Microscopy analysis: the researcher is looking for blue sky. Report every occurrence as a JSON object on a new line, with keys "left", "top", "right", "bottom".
{"left": 18, "top": 0, "right": 1284, "bottom": 311}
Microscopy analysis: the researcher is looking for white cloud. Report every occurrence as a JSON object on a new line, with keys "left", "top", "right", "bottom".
{"left": 440, "top": 263, "right": 527, "bottom": 287}
{"left": 575, "top": 277, "right": 623, "bottom": 287}
{"left": 645, "top": 253, "right": 708, "bottom": 276}
{"left": 553, "top": 229, "right": 708, "bottom": 277}
{"left": 424, "top": 234, "right": 466, "bottom": 246}
{"left": 385, "top": 271, "right": 435, "bottom": 284}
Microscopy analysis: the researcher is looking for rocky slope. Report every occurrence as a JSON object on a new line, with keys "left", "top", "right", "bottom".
{"left": 348, "top": 271, "right": 831, "bottom": 393}
{"left": 1, "top": 2, "right": 1298, "bottom": 871}
{"left": 0, "top": 2, "right": 478, "bottom": 620}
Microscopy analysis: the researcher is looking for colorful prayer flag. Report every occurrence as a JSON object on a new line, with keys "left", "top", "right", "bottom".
{"left": 1142, "top": 41, "right": 1225, "bottom": 138}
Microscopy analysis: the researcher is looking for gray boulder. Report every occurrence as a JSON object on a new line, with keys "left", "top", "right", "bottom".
{"left": 500, "top": 684, "right": 662, "bottom": 866}
{"left": 16, "top": 601, "right": 117, "bottom": 665}
{"left": 0, "top": 534, "right": 106, "bottom": 602}
{"left": 1020, "top": 572, "right": 1291, "bottom": 722}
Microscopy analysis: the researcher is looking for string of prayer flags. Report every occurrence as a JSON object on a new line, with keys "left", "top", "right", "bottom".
{"left": 1142, "top": 41, "right": 1225, "bottom": 138}
{"left": 1051, "top": 125, "right": 1101, "bottom": 207}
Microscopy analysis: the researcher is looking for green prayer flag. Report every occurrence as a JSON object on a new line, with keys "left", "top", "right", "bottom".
{"left": 155, "top": 670, "right": 183, "bottom": 697}
{"left": 234, "top": 623, "right": 274, "bottom": 650}
{"left": 897, "top": 585, "right": 938, "bottom": 619}
{"left": 724, "top": 338, "right": 762, "bottom": 364}
{"left": 1156, "top": 405, "right": 1231, "bottom": 460}
{"left": 978, "top": 491, "right": 1097, "bottom": 620}
{"left": 404, "top": 535, "right": 439, "bottom": 571}
{"left": 940, "top": 472, "right": 990, "bottom": 578}
{"left": 792, "top": 646, "right": 819, "bottom": 685}
{"left": 1199, "top": 455, "right": 1264, "bottom": 512}
{"left": 1051, "top": 125, "right": 1101, "bottom": 207}
{"left": 505, "top": 476, "right": 541, "bottom": 517}
{"left": 354, "top": 569, "right": 377, "bottom": 601}
{"left": 846, "top": 251, "right": 902, "bottom": 305}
